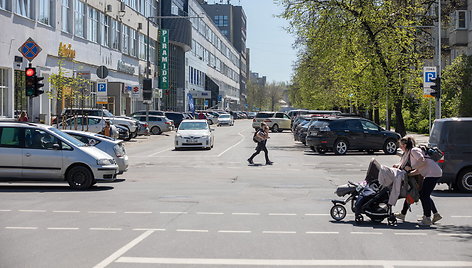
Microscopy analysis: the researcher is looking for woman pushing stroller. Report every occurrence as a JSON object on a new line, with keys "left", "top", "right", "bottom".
{"left": 393, "top": 136, "right": 443, "bottom": 226}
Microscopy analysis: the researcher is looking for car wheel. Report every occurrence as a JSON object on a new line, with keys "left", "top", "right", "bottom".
{"left": 333, "top": 140, "right": 348, "bottom": 155}
{"left": 123, "top": 131, "right": 132, "bottom": 141}
{"left": 272, "top": 124, "right": 279, "bottom": 132}
{"left": 383, "top": 139, "right": 398, "bottom": 155}
{"left": 457, "top": 168, "right": 472, "bottom": 193}
{"left": 131, "top": 131, "right": 138, "bottom": 139}
{"left": 67, "top": 166, "right": 93, "bottom": 190}
{"left": 151, "top": 126, "right": 162, "bottom": 135}
{"left": 310, "top": 146, "right": 316, "bottom": 152}
{"left": 317, "top": 147, "right": 327, "bottom": 154}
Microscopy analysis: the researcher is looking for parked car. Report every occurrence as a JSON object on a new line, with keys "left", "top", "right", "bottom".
{"left": 428, "top": 118, "right": 472, "bottom": 193}
{"left": 247, "top": 112, "right": 257, "bottom": 119}
{"left": 306, "top": 117, "right": 400, "bottom": 155}
{"left": 131, "top": 110, "right": 165, "bottom": 117}
{"left": 164, "top": 112, "right": 186, "bottom": 128}
{"left": 62, "top": 108, "right": 138, "bottom": 138}
{"left": 132, "top": 115, "right": 174, "bottom": 135}
{"left": 217, "top": 114, "right": 234, "bottom": 126}
{"left": 175, "top": 119, "right": 214, "bottom": 150}
{"left": 252, "top": 112, "right": 291, "bottom": 132}
{"left": 0, "top": 122, "right": 118, "bottom": 190}
{"left": 63, "top": 130, "right": 129, "bottom": 174}
{"left": 59, "top": 115, "right": 132, "bottom": 140}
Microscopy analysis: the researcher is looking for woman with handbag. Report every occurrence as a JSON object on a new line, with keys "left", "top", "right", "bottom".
{"left": 247, "top": 122, "right": 273, "bottom": 165}
{"left": 394, "top": 136, "right": 443, "bottom": 226}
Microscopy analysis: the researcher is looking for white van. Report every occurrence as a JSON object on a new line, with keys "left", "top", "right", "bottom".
{"left": 0, "top": 122, "right": 118, "bottom": 190}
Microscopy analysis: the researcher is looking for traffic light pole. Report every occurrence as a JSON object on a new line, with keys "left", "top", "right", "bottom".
{"left": 436, "top": 0, "right": 442, "bottom": 119}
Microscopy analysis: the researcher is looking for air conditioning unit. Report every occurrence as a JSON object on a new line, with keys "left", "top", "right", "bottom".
{"left": 106, "top": 4, "right": 112, "bottom": 12}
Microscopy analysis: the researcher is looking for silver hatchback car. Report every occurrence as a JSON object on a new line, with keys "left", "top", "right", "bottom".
{"left": 0, "top": 122, "right": 118, "bottom": 190}
{"left": 62, "top": 130, "right": 129, "bottom": 174}
{"left": 132, "top": 115, "right": 175, "bottom": 135}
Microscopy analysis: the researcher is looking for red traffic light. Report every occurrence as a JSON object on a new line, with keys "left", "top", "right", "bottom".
{"left": 26, "top": 68, "right": 36, "bottom": 77}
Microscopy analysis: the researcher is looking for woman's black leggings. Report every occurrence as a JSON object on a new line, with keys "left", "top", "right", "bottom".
{"left": 401, "top": 177, "right": 439, "bottom": 217}
{"left": 249, "top": 141, "right": 270, "bottom": 163}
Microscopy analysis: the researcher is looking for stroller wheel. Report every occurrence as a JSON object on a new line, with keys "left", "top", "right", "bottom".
{"left": 355, "top": 214, "right": 364, "bottom": 223}
{"left": 330, "top": 205, "right": 346, "bottom": 221}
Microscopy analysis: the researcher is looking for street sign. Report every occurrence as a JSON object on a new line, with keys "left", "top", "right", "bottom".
{"left": 97, "top": 65, "right": 109, "bottom": 79}
{"left": 159, "top": 29, "right": 169, "bottom": 90}
{"left": 131, "top": 85, "right": 141, "bottom": 99}
{"left": 96, "top": 79, "right": 108, "bottom": 104}
{"left": 18, "top": 38, "right": 42, "bottom": 62}
{"left": 423, "top": 67, "right": 436, "bottom": 98}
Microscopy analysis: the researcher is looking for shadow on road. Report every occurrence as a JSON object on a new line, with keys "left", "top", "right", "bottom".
{"left": 432, "top": 189, "right": 472, "bottom": 197}
{"left": 0, "top": 185, "right": 114, "bottom": 192}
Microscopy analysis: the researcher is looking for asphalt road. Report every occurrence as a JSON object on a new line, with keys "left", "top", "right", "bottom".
{"left": 0, "top": 120, "right": 471, "bottom": 268}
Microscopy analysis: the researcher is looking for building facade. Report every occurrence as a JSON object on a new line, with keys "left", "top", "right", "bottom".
{"left": 0, "top": 0, "right": 162, "bottom": 122}
{"left": 199, "top": 1, "right": 248, "bottom": 110}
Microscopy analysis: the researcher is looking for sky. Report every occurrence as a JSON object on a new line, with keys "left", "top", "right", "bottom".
{"left": 209, "top": 0, "right": 298, "bottom": 83}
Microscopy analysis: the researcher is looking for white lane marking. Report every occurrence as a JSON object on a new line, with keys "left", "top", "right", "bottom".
{"left": 124, "top": 211, "right": 153, "bottom": 214}
{"left": 306, "top": 231, "right": 339, "bottom": 234}
{"left": 5, "top": 227, "right": 38, "bottom": 230}
{"left": 268, "top": 213, "right": 297, "bottom": 216}
{"left": 0, "top": 209, "right": 12, "bottom": 212}
{"left": 304, "top": 214, "right": 330, "bottom": 216}
{"left": 232, "top": 213, "right": 260, "bottom": 216}
{"left": 160, "top": 211, "right": 188, "bottom": 214}
{"left": 176, "top": 229, "right": 208, "bottom": 233}
{"left": 132, "top": 228, "right": 166, "bottom": 231}
{"left": 217, "top": 132, "right": 245, "bottom": 157}
{"left": 148, "top": 147, "right": 173, "bottom": 157}
{"left": 438, "top": 233, "right": 472, "bottom": 237}
{"left": 196, "top": 212, "right": 224, "bottom": 215}
{"left": 394, "top": 233, "right": 427, "bottom": 236}
{"left": 262, "top": 231, "right": 296, "bottom": 234}
{"left": 18, "top": 210, "right": 46, "bottom": 212}
{"left": 47, "top": 227, "right": 79, "bottom": 230}
{"left": 53, "top": 210, "right": 80, "bottom": 213}
{"left": 88, "top": 211, "right": 117, "bottom": 214}
{"left": 90, "top": 228, "right": 123, "bottom": 231}
{"left": 351, "top": 232, "right": 383, "bottom": 235}
{"left": 93, "top": 230, "right": 155, "bottom": 268}
{"left": 451, "top": 215, "right": 472, "bottom": 218}
{"left": 114, "top": 258, "right": 472, "bottom": 266}
{"left": 218, "top": 230, "right": 252, "bottom": 233}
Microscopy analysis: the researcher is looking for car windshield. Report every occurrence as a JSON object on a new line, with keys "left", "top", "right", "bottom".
{"left": 49, "top": 127, "right": 86, "bottom": 147}
{"left": 179, "top": 122, "right": 208, "bottom": 130}
{"left": 102, "top": 110, "right": 114, "bottom": 117}
{"left": 220, "top": 114, "right": 230, "bottom": 118}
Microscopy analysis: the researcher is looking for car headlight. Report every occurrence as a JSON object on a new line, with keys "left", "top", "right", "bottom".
{"left": 97, "top": 159, "right": 114, "bottom": 165}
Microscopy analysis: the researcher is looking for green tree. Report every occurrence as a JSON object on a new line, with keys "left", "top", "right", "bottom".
{"left": 442, "top": 54, "right": 472, "bottom": 117}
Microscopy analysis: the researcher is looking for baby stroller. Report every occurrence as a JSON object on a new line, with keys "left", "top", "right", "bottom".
{"left": 330, "top": 159, "right": 397, "bottom": 225}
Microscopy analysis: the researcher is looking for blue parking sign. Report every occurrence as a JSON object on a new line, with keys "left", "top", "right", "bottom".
{"left": 97, "top": 83, "right": 107, "bottom": 92}
{"left": 425, "top": 72, "right": 436, "bottom": 83}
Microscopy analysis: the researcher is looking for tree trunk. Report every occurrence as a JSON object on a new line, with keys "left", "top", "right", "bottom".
{"left": 394, "top": 98, "right": 406, "bottom": 137}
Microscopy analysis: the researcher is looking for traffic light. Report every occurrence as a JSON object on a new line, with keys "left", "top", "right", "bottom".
{"left": 24, "top": 66, "right": 45, "bottom": 97}
{"left": 25, "top": 67, "right": 36, "bottom": 97}
{"left": 34, "top": 74, "right": 45, "bottom": 96}
{"left": 430, "top": 77, "right": 441, "bottom": 99}
{"left": 142, "top": 78, "right": 153, "bottom": 101}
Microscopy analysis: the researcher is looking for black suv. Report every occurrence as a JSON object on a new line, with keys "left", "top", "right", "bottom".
{"left": 429, "top": 118, "right": 472, "bottom": 193}
{"left": 164, "top": 112, "right": 185, "bottom": 128}
{"left": 306, "top": 117, "right": 401, "bottom": 155}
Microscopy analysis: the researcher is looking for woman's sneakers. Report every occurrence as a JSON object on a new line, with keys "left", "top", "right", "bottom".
{"left": 394, "top": 212, "right": 406, "bottom": 221}
{"left": 418, "top": 216, "right": 432, "bottom": 226}
{"left": 432, "top": 213, "right": 442, "bottom": 224}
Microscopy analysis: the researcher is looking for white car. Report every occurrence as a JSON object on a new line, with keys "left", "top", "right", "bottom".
{"left": 217, "top": 114, "right": 234, "bottom": 126}
{"left": 63, "top": 130, "right": 129, "bottom": 174}
{"left": 252, "top": 112, "right": 292, "bottom": 132}
{"left": 60, "top": 116, "right": 120, "bottom": 139}
{"left": 175, "top": 120, "right": 214, "bottom": 150}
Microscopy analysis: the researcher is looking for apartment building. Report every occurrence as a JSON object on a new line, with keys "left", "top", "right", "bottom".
{"left": 0, "top": 0, "right": 161, "bottom": 122}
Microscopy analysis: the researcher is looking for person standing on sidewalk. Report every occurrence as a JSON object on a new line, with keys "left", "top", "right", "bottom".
{"left": 394, "top": 136, "right": 443, "bottom": 225}
{"left": 248, "top": 122, "right": 273, "bottom": 165}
